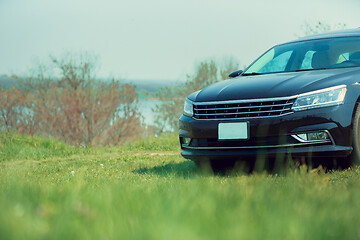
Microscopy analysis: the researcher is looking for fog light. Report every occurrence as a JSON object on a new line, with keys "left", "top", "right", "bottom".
{"left": 307, "top": 132, "right": 328, "bottom": 141}
{"left": 292, "top": 131, "right": 330, "bottom": 142}
{"left": 182, "top": 137, "right": 191, "bottom": 146}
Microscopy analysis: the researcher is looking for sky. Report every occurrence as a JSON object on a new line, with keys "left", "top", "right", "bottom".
{"left": 0, "top": 0, "right": 359, "bottom": 81}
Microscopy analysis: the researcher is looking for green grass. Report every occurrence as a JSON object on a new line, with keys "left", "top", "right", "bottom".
{"left": 1, "top": 132, "right": 360, "bottom": 239}
{"left": 0, "top": 132, "right": 89, "bottom": 161}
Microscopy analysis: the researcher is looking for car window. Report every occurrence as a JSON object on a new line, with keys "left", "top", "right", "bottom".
{"left": 300, "top": 51, "right": 315, "bottom": 69}
{"left": 243, "top": 36, "right": 360, "bottom": 75}
{"left": 258, "top": 51, "right": 293, "bottom": 73}
{"left": 336, "top": 53, "right": 350, "bottom": 63}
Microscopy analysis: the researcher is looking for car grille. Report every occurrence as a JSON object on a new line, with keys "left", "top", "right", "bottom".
{"left": 193, "top": 97, "right": 296, "bottom": 120}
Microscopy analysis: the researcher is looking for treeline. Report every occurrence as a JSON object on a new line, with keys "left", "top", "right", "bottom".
{"left": 0, "top": 53, "right": 239, "bottom": 146}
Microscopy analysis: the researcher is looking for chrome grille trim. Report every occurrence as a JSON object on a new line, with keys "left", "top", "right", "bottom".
{"left": 195, "top": 109, "right": 289, "bottom": 116}
{"left": 193, "top": 96, "right": 297, "bottom": 120}
{"left": 197, "top": 102, "right": 294, "bottom": 111}
{"left": 192, "top": 95, "right": 298, "bottom": 105}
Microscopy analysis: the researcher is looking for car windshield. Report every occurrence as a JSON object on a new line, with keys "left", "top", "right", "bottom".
{"left": 243, "top": 37, "right": 360, "bottom": 75}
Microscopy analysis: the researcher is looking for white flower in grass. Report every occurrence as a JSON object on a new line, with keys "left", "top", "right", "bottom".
{"left": 100, "top": 164, "right": 104, "bottom": 168}
{"left": 71, "top": 171, "right": 75, "bottom": 176}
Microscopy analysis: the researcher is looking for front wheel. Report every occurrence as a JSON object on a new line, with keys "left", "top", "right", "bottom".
{"left": 342, "top": 104, "right": 360, "bottom": 168}
{"left": 194, "top": 159, "right": 235, "bottom": 174}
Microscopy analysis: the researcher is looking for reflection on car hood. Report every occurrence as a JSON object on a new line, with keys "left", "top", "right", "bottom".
{"left": 190, "top": 68, "right": 360, "bottom": 102}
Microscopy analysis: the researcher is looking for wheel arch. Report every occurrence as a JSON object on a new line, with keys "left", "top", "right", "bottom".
{"left": 351, "top": 96, "right": 360, "bottom": 123}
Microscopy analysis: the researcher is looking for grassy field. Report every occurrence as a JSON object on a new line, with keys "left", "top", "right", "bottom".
{"left": 1, "top": 132, "right": 360, "bottom": 240}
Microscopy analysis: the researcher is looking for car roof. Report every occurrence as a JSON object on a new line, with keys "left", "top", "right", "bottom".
{"left": 290, "top": 28, "right": 360, "bottom": 43}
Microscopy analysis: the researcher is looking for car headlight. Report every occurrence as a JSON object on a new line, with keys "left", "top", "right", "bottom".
{"left": 292, "top": 85, "right": 347, "bottom": 111}
{"left": 183, "top": 99, "right": 194, "bottom": 117}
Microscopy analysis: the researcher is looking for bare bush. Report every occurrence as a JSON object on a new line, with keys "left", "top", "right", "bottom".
{"left": 13, "top": 52, "right": 143, "bottom": 146}
{"left": 0, "top": 86, "right": 37, "bottom": 135}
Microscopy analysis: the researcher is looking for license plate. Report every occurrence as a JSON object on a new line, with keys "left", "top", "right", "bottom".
{"left": 218, "top": 122, "right": 248, "bottom": 140}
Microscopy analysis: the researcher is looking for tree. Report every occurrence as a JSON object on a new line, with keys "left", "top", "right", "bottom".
{"left": 298, "top": 21, "right": 347, "bottom": 37}
{"left": 153, "top": 57, "right": 239, "bottom": 132}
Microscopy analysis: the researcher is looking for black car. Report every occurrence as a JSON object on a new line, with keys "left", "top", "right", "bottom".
{"left": 179, "top": 28, "right": 360, "bottom": 171}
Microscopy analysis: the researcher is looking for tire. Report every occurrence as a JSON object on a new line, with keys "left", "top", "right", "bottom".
{"left": 210, "top": 160, "right": 236, "bottom": 174}
{"left": 194, "top": 159, "right": 212, "bottom": 173}
{"left": 194, "top": 159, "right": 235, "bottom": 174}
{"left": 342, "top": 103, "right": 360, "bottom": 169}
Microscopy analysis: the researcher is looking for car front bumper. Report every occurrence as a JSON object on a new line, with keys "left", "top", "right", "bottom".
{"left": 179, "top": 103, "right": 355, "bottom": 161}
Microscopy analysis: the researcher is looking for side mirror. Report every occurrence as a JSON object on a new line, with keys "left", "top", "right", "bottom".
{"left": 228, "top": 70, "right": 243, "bottom": 78}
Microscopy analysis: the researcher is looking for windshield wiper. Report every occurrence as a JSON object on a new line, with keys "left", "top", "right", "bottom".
{"left": 242, "top": 72, "right": 263, "bottom": 76}
{"left": 294, "top": 68, "right": 326, "bottom": 72}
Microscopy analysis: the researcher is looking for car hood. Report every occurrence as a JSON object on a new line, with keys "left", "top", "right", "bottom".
{"left": 189, "top": 67, "right": 360, "bottom": 102}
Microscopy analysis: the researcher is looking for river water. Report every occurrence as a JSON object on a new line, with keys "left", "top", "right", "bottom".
{"left": 137, "top": 99, "right": 164, "bottom": 126}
